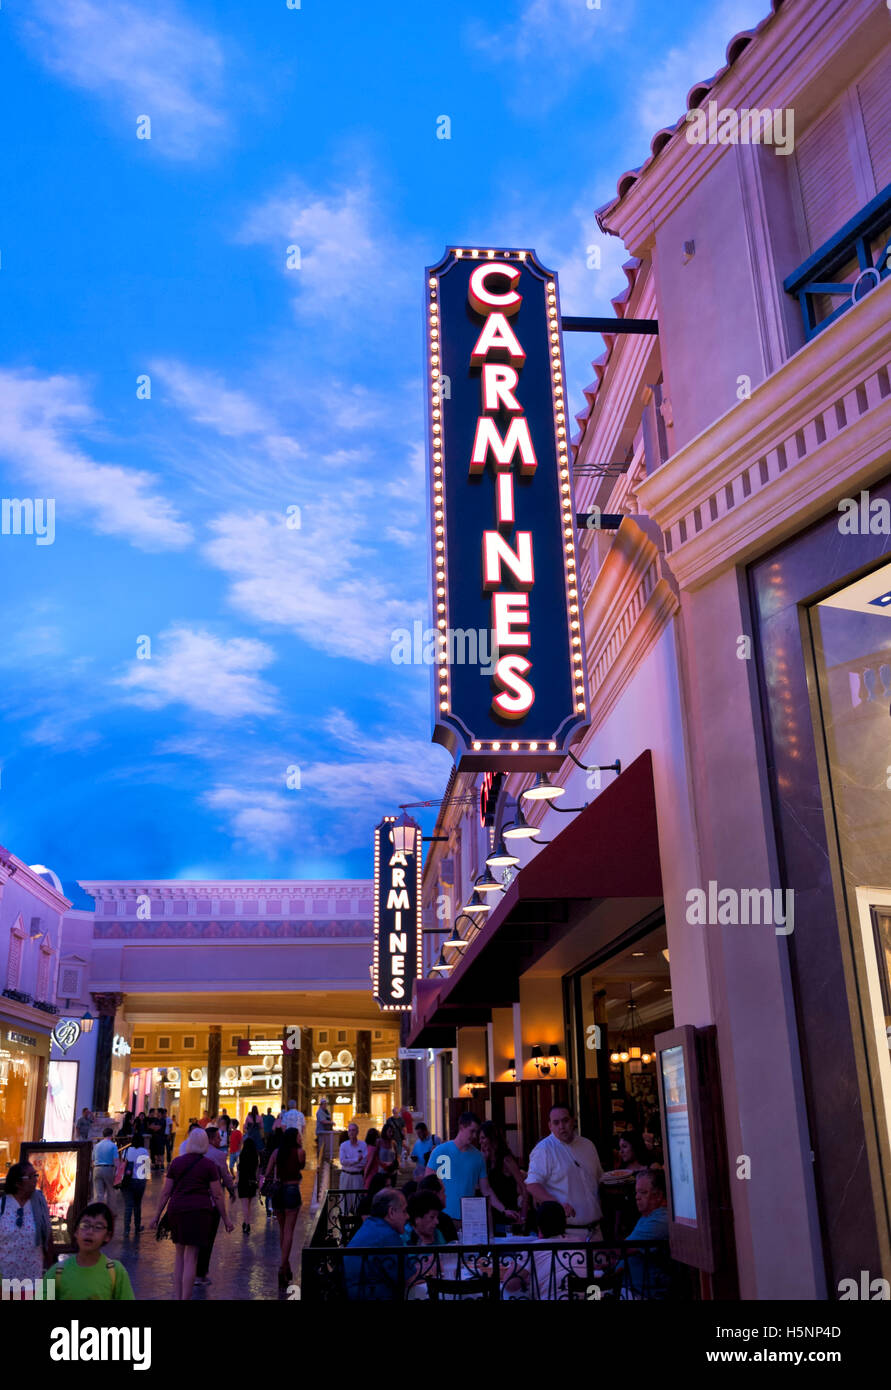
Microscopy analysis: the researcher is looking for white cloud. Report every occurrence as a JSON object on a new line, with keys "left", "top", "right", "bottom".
{"left": 202, "top": 785, "right": 296, "bottom": 855}
{"left": 466, "top": 0, "right": 630, "bottom": 103}
{"left": 20, "top": 0, "right": 227, "bottom": 159}
{"left": 633, "top": 0, "right": 771, "bottom": 136}
{"left": 237, "top": 178, "right": 415, "bottom": 322}
{"left": 116, "top": 626, "right": 280, "bottom": 719}
{"left": 0, "top": 369, "right": 192, "bottom": 550}
{"left": 150, "top": 360, "right": 280, "bottom": 439}
{"left": 203, "top": 502, "right": 420, "bottom": 664}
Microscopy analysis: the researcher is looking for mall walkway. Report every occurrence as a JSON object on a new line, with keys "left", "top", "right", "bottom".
{"left": 105, "top": 1157, "right": 326, "bottom": 1301}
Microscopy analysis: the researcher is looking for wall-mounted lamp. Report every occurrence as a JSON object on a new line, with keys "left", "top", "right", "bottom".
{"left": 80, "top": 1010, "right": 95, "bottom": 1034}
{"left": 485, "top": 837, "right": 520, "bottom": 870}
{"left": 390, "top": 810, "right": 419, "bottom": 857}
{"left": 508, "top": 1057, "right": 516, "bottom": 1082}
{"left": 463, "top": 1074, "right": 486, "bottom": 1092}
{"left": 473, "top": 869, "right": 504, "bottom": 897}
{"left": 530, "top": 1044, "right": 560, "bottom": 1076}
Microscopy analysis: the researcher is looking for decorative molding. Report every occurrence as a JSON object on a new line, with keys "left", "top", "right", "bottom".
{"left": 93, "top": 918, "right": 373, "bottom": 941}
{"left": 0, "top": 993, "right": 55, "bottom": 1033}
{"left": 582, "top": 517, "right": 680, "bottom": 734}
{"left": 79, "top": 879, "right": 371, "bottom": 906}
{"left": 2, "top": 855, "right": 71, "bottom": 914}
{"left": 636, "top": 278, "right": 891, "bottom": 590}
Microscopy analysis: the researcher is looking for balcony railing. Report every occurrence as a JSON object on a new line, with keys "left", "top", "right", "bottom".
{"left": 784, "top": 183, "right": 891, "bottom": 341}
{"left": 301, "top": 1189, "right": 694, "bottom": 1302}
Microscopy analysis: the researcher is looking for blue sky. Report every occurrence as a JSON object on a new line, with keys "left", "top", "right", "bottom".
{"left": 0, "top": 0, "right": 767, "bottom": 890}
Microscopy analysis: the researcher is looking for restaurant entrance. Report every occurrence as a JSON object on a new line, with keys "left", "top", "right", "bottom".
{"left": 567, "top": 914, "right": 671, "bottom": 1171}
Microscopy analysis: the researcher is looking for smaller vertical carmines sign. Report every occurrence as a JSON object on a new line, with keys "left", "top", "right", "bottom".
{"left": 426, "top": 247, "right": 589, "bottom": 771}
{"left": 373, "top": 813, "right": 422, "bottom": 1011}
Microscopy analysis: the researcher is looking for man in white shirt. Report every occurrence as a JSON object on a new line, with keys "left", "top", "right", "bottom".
{"left": 525, "top": 1105, "right": 604, "bottom": 1237}
{"left": 281, "top": 1100, "right": 305, "bottom": 1134}
{"left": 338, "top": 1122, "right": 368, "bottom": 1191}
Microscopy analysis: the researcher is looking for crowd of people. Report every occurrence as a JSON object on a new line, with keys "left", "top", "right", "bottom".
{"left": 341, "top": 1105, "right": 671, "bottom": 1301}
{"left": 0, "top": 1097, "right": 670, "bottom": 1301}
{"left": 0, "top": 1095, "right": 342, "bottom": 1300}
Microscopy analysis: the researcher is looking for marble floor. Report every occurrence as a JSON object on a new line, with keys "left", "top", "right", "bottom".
{"left": 100, "top": 1160, "right": 324, "bottom": 1301}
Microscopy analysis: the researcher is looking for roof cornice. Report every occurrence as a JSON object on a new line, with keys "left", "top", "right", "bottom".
{"left": 599, "top": 0, "right": 876, "bottom": 254}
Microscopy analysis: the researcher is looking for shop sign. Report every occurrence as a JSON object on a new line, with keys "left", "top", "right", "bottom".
{"left": 313, "top": 1070, "right": 354, "bottom": 1088}
{"left": 51, "top": 1020, "right": 81, "bottom": 1054}
{"left": 237, "top": 1038, "right": 284, "bottom": 1057}
{"left": 112, "top": 1034, "right": 131, "bottom": 1057}
{"left": 478, "top": 770, "right": 503, "bottom": 826}
{"left": 7, "top": 1030, "right": 37, "bottom": 1048}
{"left": 372, "top": 815, "right": 422, "bottom": 1012}
{"left": 398, "top": 1048, "right": 427, "bottom": 1061}
{"left": 425, "top": 247, "right": 589, "bottom": 772}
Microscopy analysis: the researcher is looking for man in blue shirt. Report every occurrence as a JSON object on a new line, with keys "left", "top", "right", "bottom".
{"left": 344, "top": 1189, "right": 408, "bottom": 1299}
{"left": 622, "top": 1168, "right": 671, "bottom": 1299}
{"left": 92, "top": 1128, "right": 119, "bottom": 1205}
{"left": 410, "top": 1122, "right": 436, "bottom": 1179}
{"left": 423, "top": 1113, "right": 519, "bottom": 1229}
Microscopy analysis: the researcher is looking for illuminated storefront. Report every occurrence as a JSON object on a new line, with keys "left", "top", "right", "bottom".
{"left": 0, "top": 1022, "right": 49, "bottom": 1174}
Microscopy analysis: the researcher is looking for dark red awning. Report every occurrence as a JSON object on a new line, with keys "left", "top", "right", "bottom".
{"left": 408, "top": 749, "right": 661, "bottom": 1046}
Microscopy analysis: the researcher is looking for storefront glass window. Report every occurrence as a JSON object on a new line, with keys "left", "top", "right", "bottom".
{"left": 810, "top": 563, "right": 891, "bottom": 1153}
{"left": 0, "top": 1031, "right": 41, "bottom": 1175}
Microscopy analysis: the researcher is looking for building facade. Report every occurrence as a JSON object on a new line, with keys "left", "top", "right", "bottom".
{"left": 409, "top": 0, "right": 891, "bottom": 1301}
{"left": 63, "top": 878, "right": 401, "bottom": 1133}
{"left": 0, "top": 850, "right": 70, "bottom": 1169}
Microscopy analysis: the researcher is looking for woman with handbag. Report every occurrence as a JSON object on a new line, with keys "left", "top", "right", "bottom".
{"left": 262, "top": 1126, "right": 304, "bottom": 1288}
{"left": 150, "top": 1128, "right": 233, "bottom": 1299}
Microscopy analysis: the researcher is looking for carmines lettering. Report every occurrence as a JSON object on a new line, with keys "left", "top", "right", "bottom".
{"left": 385, "top": 849, "right": 411, "bottom": 1000}
{"left": 50, "top": 1322, "right": 151, "bottom": 1372}
{"left": 467, "top": 262, "right": 537, "bottom": 721}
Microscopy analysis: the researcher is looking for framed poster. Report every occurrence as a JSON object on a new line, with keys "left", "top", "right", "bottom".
{"left": 654, "top": 1025, "right": 716, "bottom": 1271}
{"left": 20, "top": 1140, "right": 92, "bottom": 1253}
{"left": 44, "top": 1059, "right": 79, "bottom": 1142}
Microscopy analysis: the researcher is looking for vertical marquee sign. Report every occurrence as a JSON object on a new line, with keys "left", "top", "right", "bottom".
{"left": 373, "top": 814, "right": 422, "bottom": 1011}
{"left": 426, "top": 247, "right": 589, "bottom": 771}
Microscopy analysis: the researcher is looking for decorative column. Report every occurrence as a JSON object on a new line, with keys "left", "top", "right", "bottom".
{"left": 90, "top": 993, "right": 123, "bottom": 1114}
{"left": 297, "top": 1027, "right": 313, "bottom": 1117}
{"left": 282, "top": 1026, "right": 300, "bottom": 1107}
{"left": 206, "top": 1025, "right": 222, "bottom": 1121}
{"left": 356, "top": 1030, "right": 371, "bottom": 1116}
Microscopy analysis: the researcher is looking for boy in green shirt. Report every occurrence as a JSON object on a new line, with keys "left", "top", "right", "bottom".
{"left": 46, "top": 1202, "right": 135, "bottom": 1300}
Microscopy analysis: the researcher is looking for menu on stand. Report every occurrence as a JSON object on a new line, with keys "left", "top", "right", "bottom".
{"left": 461, "top": 1196, "right": 491, "bottom": 1244}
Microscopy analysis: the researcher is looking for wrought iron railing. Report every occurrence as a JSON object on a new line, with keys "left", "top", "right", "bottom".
{"left": 784, "top": 183, "right": 891, "bottom": 340}
{"left": 302, "top": 1190, "right": 692, "bottom": 1302}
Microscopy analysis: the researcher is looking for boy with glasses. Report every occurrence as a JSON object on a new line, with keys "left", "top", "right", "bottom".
{"left": 45, "top": 1203, "right": 135, "bottom": 1300}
